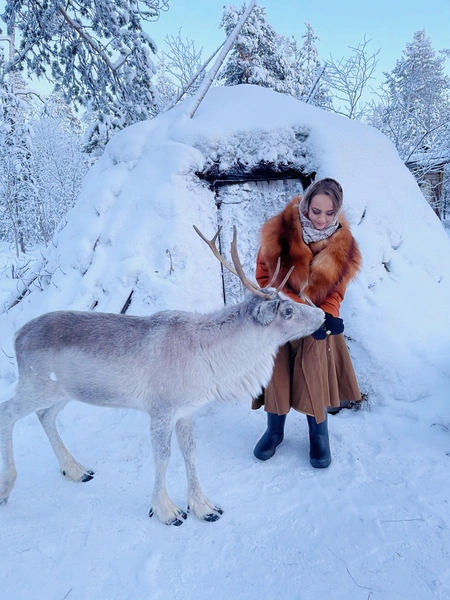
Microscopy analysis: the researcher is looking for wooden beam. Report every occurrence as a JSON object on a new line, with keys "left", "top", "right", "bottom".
{"left": 187, "top": 0, "right": 257, "bottom": 119}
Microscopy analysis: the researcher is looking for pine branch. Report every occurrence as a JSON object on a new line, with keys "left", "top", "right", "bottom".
{"left": 56, "top": 6, "right": 118, "bottom": 75}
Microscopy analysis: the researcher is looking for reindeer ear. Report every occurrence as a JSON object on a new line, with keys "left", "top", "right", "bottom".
{"left": 252, "top": 300, "right": 279, "bottom": 325}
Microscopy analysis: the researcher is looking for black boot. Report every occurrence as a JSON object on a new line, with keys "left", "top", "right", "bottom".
{"left": 307, "top": 413, "right": 331, "bottom": 469}
{"left": 254, "top": 413, "right": 287, "bottom": 461}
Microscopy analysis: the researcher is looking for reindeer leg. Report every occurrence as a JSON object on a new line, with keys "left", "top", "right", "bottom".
{"left": 37, "top": 401, "right": 94, "bottom": 483}
{"left": 149, "top": 413, "right": 187, "bottom": 526}
{"left": 0, "top": 381, "right": 56, "bottom": 504}
{"left": 175, "top": 416, "right": 223, "bottom": 522}
{"left": 0, "top": 398, "right": 20, "bottom": 504}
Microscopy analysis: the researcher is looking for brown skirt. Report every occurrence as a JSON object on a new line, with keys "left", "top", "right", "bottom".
{"left": 252, "top": 334, "right": 361, "bottom": 424}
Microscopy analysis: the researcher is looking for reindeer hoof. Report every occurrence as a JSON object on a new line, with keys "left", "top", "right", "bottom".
{"left": 149, "top": 508, "right": 187, "bottom": 526}
{"left": 171, "top": 510, "right": 188, "bottom": 526}
{"left": 173, "top": 510, "right": 188, "bottom": 525}
{"left": 202, "top": 506, "right": 224, "bottom": 522}
{"left": 0, "top": 497, "right": 8, "bottom": 506}
{"left": 188, "top": 503, "right": 223, "bottom": 522}
{"left": 61, "top": 466, "right": 94, "bottom": 482}
{"left": 203, "top": 513, "right": 220, "bottom": 522}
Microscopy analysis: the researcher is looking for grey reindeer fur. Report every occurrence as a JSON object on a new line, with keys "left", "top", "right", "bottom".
{"left": 0, "top": 294, "right": 324, "bottom": 525}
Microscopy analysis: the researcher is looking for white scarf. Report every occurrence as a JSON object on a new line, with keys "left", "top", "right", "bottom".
{"left": 299, "top": 199, "right": 341, "bottom": 244}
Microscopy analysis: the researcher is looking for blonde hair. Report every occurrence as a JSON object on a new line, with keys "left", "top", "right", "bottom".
{"left": 301, "top": 178, "right": 343, "bottom": 214}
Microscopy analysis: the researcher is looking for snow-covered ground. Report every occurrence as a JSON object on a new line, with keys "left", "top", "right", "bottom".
{"left": 1, "top": 85, "right": 450, "bottom": 599}
{"left": 1, "top": 392, "right": 449, "bottom": 600}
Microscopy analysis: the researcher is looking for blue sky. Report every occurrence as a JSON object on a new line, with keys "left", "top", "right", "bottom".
{"left": 152, "top": 0, "right": 450, "bottom": 84}
{"left": 0, "top": 1, "right": 448, "bottom": 94}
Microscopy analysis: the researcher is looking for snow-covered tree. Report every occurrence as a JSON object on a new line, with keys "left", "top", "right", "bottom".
{"left": 31, "top": 94, "right": 89, "bottom": 244}
{"left": 292, "top": 21, "right": 332, "bottom": 109}
{"left": 0, "top": 88, "right": 89, "bottom": 251}
{"left": 325, "top": 36, "right": 380, "bottom": 120}
{"left": 0, "top": 54, "right": 36, "bottom": 256}
{"left": 442, "top": 167, "right": 450, "bottom": 220}
{"left": 218, "top": 10, "right": 332, "bottom": 108}
{"left": 160, "top": 30, "right": 205, "bottom": 93}
{"left": 0, "top": 31, "right": 89, "bottom": 251}
{"left": 149, "top": 30, "right": 207, "bottom": 116}
{"left": 82, "top": 108, "right": 123, "bottom": 157}
{"left": 371, "top": 31, "right": 450, "bottom": 164}
{"left": 219, "top": 3, "right": 295, "bottom": 95}
{"left": 370, "top": 30, "right": 450, "bottom": 215}
{"left": 150, "top": 59, "right": 178, "bottom": 116}
{"left": 1, "top": 0, "right": 170, "bottom": 153}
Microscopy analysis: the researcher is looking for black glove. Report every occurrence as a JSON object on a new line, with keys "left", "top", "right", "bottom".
{"left": 324, "top": 312, "right": 344, "bottom": 335}
{"left": 311, "top": 324, "right": 327, "bottom": 340}
{"left": 311, "top": 313, "right": 344, "bottom": 340}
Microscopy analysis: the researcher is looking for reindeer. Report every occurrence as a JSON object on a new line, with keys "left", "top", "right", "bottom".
{"left": 0, "top": 227, "right": 324, "bottom": 525}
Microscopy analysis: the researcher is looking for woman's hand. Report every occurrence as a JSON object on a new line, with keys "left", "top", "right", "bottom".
{"left": 311, "top": 313, "right": 344, "bottom": 340}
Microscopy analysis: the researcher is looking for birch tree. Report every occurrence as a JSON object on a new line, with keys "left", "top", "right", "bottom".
{"left": 0, "top": 54, "right": 36, "bottom": 255}
{"left": 160, "top": 30, "right": 205, "bottom": 93}
{"left": 31, "top": 95, "right": 89, "bottom": 243}
{"left": 325, "top": 37, "right": 380, "bottom": 120}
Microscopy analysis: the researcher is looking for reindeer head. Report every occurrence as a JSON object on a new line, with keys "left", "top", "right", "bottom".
{"left": 193, "top": 225, "right": 325, "bottom": 342}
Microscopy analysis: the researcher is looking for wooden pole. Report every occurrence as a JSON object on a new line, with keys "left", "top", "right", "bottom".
{"left": 187, "top": 0, "right": 257, "bottom": 119}
{"left": 161, "top": 42, "right": 225, "bottom": 114}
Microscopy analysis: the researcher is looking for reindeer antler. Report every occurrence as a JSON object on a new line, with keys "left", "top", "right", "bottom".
{"left": 194, "top": 225, "right": 270, "bottom": 299}
{"left": 193, "top": 225, "right": 238, "bottom": 276}
{"left": 298, "top": 292, "right": 317, "bottom": 307}
{"left": 194, "top": 225, "right": 296, "bottom": 300}
{"left": 229, "top": 227, "right": 296, "bottom": 297}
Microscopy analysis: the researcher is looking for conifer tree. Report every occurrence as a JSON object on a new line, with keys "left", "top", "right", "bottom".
{"left": 370, "top": 30, "right": 450, "bottom": 214}
{"left": 1, "top": 1, "right": 170, "bottom": 152}
{"left": 219, "top": 3, "right": 295, "bottom": 95}
{"left": 292, "top": 21, "right": 331, "bottom": 109}
{"left": 371, "top": 30, "right": 450, "bottom": 164}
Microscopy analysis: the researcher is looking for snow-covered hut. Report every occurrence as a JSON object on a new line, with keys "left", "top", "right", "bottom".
{"left": 1, "top": 84, "right": 450, "bottom": 413}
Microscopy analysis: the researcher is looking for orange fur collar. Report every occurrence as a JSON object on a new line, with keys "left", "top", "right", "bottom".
{"left": 259, "top": 196, "right": 361, "bottom": 306}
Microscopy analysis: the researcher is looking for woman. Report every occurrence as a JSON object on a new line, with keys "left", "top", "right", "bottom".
{"left": 252, "top": 178, "right": 361, "bottom": 468}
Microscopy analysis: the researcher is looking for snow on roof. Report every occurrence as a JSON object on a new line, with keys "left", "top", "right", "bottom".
{"left": 1, "top": 84, "right": 449, "bottom": 410}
